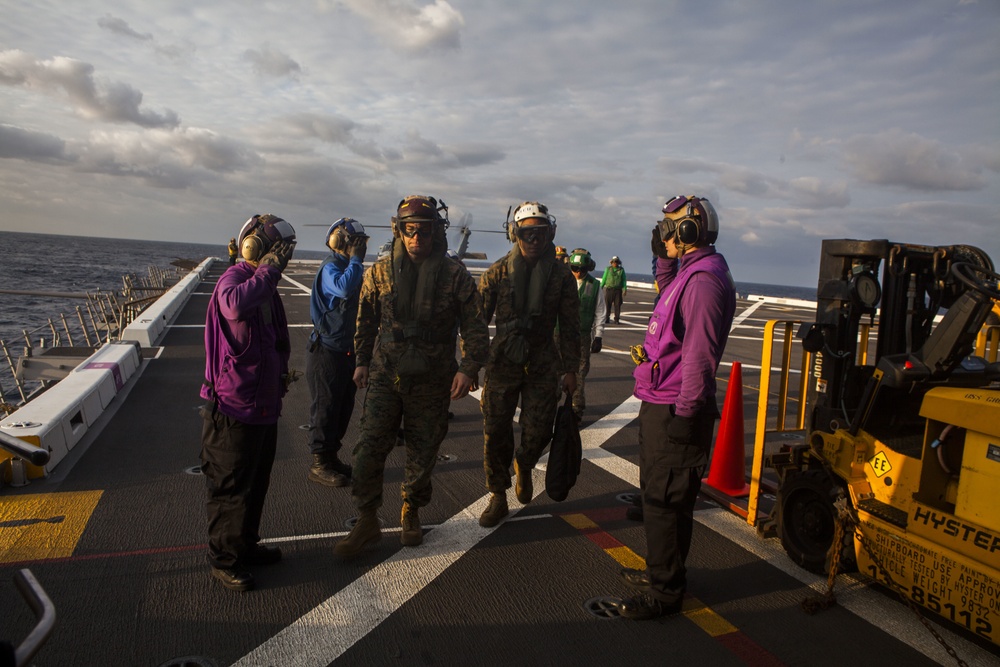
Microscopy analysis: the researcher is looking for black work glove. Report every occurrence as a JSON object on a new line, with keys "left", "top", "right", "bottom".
{"left": 349, "top": 236, "right": 368, "bottom": 260}
{"left": 666, "top": 415, "right": 695, "bottom": 446}
{"left": 651, "top": 225, "right": 670, "bottom": 259}
{"left": 259, "top": 240, "right": 295, "bottom": 273}
{"left": 590, "top": 336, "right": 602, "bottom": 353}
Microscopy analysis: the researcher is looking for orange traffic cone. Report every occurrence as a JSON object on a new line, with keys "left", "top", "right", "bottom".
{"left": 704, "top": 361, "right": 750, "bottom": 497}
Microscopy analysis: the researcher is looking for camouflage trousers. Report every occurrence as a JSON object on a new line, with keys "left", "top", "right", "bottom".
{"left": 481, "top": 364, "right": 560, "bottom": 493}
{"left": 351, "top": 385, "right": 451, "bottom": 511}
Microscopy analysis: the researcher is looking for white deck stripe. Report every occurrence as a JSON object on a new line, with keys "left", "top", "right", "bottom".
{"left": 235, "top": 392, "right": 639, "bottom": 666}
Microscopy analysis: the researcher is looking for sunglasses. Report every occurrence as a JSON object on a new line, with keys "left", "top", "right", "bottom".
{"left": 400, "top": 224, "right": 433, "bottom": 239}
{"left": 515, "top": 226, "right": 549, "bottom": 244}
{"left": 570, "top": 266, "right": 585, "bottom": 272}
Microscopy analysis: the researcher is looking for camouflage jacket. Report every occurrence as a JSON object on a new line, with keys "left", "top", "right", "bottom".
{"left": 355, "top": 255, "right": 489, "bottom": 392}
{"left": 480, "top": 250, "right": 581, "bottom": 375}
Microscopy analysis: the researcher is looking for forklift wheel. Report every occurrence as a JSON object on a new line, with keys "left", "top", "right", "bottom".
{"left": 777, "top": 470, "right": 855, "bottom": 575}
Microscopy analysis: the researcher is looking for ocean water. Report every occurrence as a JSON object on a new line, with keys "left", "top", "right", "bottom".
{"left": 0, "top": 230, "right": 813, "bottom": 400}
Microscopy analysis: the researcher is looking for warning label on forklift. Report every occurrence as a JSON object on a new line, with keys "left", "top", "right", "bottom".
{"left": 859, "top": 518, "right": 997, "bottom": 644}
{"left": 867, "top": 451, "right": 892, "bottom": 478}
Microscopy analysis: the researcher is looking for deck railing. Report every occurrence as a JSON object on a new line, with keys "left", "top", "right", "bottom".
{"left": 0, "top": 265, "right": 187, "bottom": 411}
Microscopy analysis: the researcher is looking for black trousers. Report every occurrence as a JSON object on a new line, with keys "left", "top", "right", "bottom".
{"left": 605, "top": 287, "right": 623, "bottom": 322}
{"left": 637, "top": 401, "right": 716, "bottom": 604}
{"left": 200, "top": 407, "right": 277, "bottom": 569}
{"left": 305, "top": 346, "right": 357, "bottom": 458}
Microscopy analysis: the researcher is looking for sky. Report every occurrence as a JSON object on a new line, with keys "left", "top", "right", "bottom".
{"left": 1, "top": 0, "right": 998, "bottom": 287}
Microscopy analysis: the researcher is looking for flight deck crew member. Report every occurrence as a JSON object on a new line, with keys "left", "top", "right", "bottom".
{"left": 200, "top": 214, "right": 296, "bottom": 592}
{"left": 334, "top": 195, "right": 489, "bottom": 556}
{"left": 227, "top": 237, "right": 238, "bottom": 266}
{"left": 615, "top": 195, "right": 735, "bottom": 619}
{"left": 601, "top": 256, "right": 627, "bottom": 324}
{"left": 305, "top": 217, "right": 368, "bottom": 487}
{"left": 478, "top": 202, "right": 580, "bottom": 527}
{"left": 567, "top": 248, "right": 606, "bottom": 420}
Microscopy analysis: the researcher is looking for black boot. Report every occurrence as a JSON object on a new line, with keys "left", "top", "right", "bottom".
{"left": 625, "top": 493, "right": 643, "bottom": 521}
{"left": 309, "top": 453, "right": 351, "bottom": 487}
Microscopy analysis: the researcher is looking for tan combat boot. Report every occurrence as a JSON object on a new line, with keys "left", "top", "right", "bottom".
{"left": 478, "top": 492, "right": 509, "bottom": 527}
{"left": 400, "top": 503, "right": 422, "bottom": 546}
{"left": 334, "top": 509, "right": 381, "bottom": 557}
{"left": 514, "top": 460, "right": 533, "bottom": 504}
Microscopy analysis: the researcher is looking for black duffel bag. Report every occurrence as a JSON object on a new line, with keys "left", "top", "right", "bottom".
{"left": 546, "top": 394, "right": 582, "bottom": 501}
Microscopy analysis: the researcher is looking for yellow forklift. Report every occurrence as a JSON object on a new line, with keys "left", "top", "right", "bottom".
{"left": 759, "top": 240, "right": 999, "bottom": 647}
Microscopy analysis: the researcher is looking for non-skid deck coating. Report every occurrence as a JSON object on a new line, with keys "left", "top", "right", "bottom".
{"left": 1, "top": 260, "right": 997, "bottom": 667}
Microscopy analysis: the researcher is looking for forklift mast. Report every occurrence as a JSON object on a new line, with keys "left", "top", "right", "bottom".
{"left": 803, "top": 239, "right": 994, "bottom": 438}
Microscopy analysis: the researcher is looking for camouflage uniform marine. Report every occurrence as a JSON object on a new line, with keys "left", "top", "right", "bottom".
{"left": 479, "top": 201, "right": 580, "bottom": 526}
{"left": 335, "top": 195, "right": 489, "bottom": 556}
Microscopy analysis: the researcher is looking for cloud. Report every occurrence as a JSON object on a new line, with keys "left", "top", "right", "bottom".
{"left": 388, "top": 131, "right": 505, "bottom": 171}
{"left": 0, "top": 49, "right": 179, "bottom": 128}
{"left": 342, "top": 0, "right": 464, "bottom": 53}
{"left": 285, "top": 112, "right": 358, "bottom": 144}
{"left": 243, "top": 45, "right": 302, "bottom": 80}
{"left": 843, "top": 128, "right": 989, "bottom": 191}
{"left": 0, "top": 123, "right": 261, "bottom": 190}
{"left": 97, "top": 15, "right": 152, "bottom": 41}
{"left": 96, "top": 15, "right": 184, "bottom": 60}
{"left": 659, "top": 157, "right": 849, "bottom": 209}
{"left": 0, "top": 124, "right": 74, "bottom": 163}
{"left": 449, "top": 143, "right": 505, "bottom": 168}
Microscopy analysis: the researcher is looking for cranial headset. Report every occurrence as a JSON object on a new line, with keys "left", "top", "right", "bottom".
{"left": 238, "top": 214, "right": 295, "bottom": 262}
{"left": 569, "top": 248, "right": 596, "bottom": 272}
{"left": 326, "top": 217, "right": 368, "bottom": 252}
{"left": 659, "top": 196, "right": 719, "bottom": 246}
{"left": 391, "top": 195, "right": 448, "bottom": 238}
{"left": 505, "top": 201, "right": 556, "bottom": 243}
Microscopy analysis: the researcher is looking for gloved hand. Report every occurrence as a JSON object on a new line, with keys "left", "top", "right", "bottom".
{"left": 349, "top": 236, "right": 368, "bottom": 260}
{"left": 629, "top": 344, "right": 647, "bottom": 366}
{"left": 259, "top": 240, "right": 295, "bottom": 272}
{"left": 666, "top": 415, "right": 695, "bottom": 446}
{"left": 590, "top": 336, "right": 602, "bottom": 353}
{"left": 651, "top": 225, "right": 670, "bottom": 259}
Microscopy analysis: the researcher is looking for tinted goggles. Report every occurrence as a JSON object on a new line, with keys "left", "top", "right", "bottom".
{"left": 515, "top": 226, "right": 550, "bottom": 244}
{"left": 660, "top": 196, "right": 694, "bottom": 240}
{"left": 400, "top": 223, "right": 434, "bottom": 239}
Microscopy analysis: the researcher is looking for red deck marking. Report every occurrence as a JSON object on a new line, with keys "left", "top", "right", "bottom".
{"left": 584, "top": 530, "right": 623, "bottom": 551}
{"left": 716, "top": 632, "right": 786, "bottom": 666}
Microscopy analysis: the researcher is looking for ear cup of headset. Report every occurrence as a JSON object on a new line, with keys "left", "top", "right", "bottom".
{"left": 675, "top": 218, "right": 701, "bottom": 245}
{"left": 241, "top": 233, "right": 266, "bottom": 261}
{"left": 328, "top": 229, "right": 346, "bottom": 252}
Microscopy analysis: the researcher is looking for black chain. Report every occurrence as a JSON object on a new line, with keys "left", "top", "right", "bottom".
{"left": 801, "top": 496, "right": 967, "bottom": 667}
